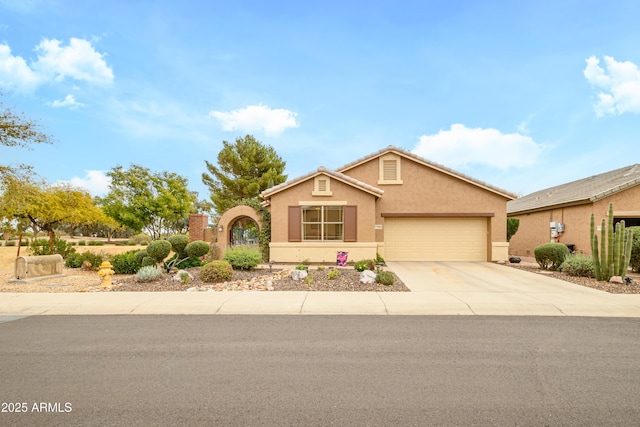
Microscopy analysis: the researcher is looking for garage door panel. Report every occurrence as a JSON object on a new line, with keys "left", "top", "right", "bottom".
{"left": 385, "top": 217, "right": 487, "bottom": 261}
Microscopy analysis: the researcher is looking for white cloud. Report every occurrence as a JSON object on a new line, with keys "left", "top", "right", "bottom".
{"left": 584, "top": 55, "right": 640, "bottom": 117}
{"left": 413, "top": 124, "right": 542, "bottom": 170}
{"left": 209, "top": 104, "right": 299, "bottom": 136}
{"left": 0, "top": 38, "right": 113, "bottom": 93}
{"left": 33, "top": 38, "right": 114, "bottom": 85}
{"left": 0, "top": 44, "right": 42, "bottom": 92}
{"left": 63, "top": 170, "right": 111, "bottom": 197}
{"left": 50, "top": 94, "right": 86, "bottom": 109}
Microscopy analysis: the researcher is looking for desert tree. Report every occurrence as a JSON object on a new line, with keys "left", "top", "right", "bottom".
{"left": 202, "top": 135, "right": 287, "bottom": 214}
{"left": 100, "top": 164, "right": 196, "bottom": 240}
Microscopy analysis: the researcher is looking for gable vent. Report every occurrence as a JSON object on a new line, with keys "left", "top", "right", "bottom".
{"left": 383, "top": 160, "right": 397, "bottom": 180}
{"left": 317, "top": 179, "right": 327, "bottom": 192}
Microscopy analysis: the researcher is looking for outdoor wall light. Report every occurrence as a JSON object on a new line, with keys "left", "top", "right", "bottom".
{"left": 218, "top": 225, "right": 223, "bottom": 232}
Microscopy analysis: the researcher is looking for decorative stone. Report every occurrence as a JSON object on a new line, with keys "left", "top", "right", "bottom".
{"left": 360, "top": 270, "right": 376, "bottom": 284}
{"left": 509, "top": 257, "right": 521, "bottom": 264}
{"left": 290, "top": 269, "right": 308, "bottom": 281}
{"left": 610, "top": 276, "right": 624, "bottom": 284}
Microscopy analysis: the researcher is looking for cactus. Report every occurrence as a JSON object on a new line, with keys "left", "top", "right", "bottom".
{"left": 590, "top": 214, "right": 602, "bottom": 279}
{"left": 590, "top": 203, "right": 633, "bottom": 281}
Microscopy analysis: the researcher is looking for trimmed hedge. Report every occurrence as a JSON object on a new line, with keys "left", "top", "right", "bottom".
{"left": 534, "top": 243, "right": 570, "bottom": 271}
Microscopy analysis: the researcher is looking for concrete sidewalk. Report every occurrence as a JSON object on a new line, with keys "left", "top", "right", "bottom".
{"left": 1, "top": 262, "right": 640, "bottom": 317}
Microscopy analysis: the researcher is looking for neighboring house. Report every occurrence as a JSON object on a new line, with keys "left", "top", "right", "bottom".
{"left": 260, "top": 146, "right": 516, "bottom": 263}
{"left": 507, "top": 164, "right": 640, "bottom": 257}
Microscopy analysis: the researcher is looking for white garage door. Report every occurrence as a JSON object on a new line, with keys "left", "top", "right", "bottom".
{"left": 384, "top": 217, "right": 487, "bottom": 261}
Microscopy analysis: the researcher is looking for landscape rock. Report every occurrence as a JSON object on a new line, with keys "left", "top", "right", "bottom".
{"left": 359, "top": 270, "right": 376, "bottom": 284}
{"left": 610, "top": 276, "right": 624, "bottom": 284}
{"left": 290, "top": 269, "right": 308, "bottom": 281}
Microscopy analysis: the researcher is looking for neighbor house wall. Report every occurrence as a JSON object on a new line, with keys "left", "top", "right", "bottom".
{"left": 508, "top": 185, "right": 640, "bottom": 257}
{"left": 268, "top": 175, "right": 378, "bottom": 263}
{"left": 341, "top": 155, "right": 511, "bottom": 261}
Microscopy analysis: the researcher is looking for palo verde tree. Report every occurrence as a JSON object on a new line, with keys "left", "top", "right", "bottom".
{"left": 0, "top": 176, "right": 107, "bottom": 253}
{"left": 202, "top": 135, "right": 287, "bottom": 214}
{"left": 99, "top": 164, "right": 196, "bottom": 240}
{"left": 1, "top": 91, "right": 53, "bottom": 179}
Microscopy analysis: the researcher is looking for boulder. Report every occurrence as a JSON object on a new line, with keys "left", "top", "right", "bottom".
{"left": 360, "top": 270, "right": 376, "bottom": 284}
{"left": 609, "top": 276, "right": 624, "bottom": 284}
{"left": 290, "top": 269, "right": 308, "bottom": 281}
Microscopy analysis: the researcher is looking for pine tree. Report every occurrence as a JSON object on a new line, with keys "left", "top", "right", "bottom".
{"left": 202, "top": 135, "right": 287, "bottom": 214}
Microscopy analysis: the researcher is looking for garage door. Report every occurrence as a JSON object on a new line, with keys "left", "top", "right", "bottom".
{"left": 384, "top": 217, "right": 487, "bottom": 261}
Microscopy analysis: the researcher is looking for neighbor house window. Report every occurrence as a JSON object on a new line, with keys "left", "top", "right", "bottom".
{"left": 378, "top": 153, "right": 402, "bottom": 184}
{"left": 302, "top": 206, "right": 343, "bottom": 241}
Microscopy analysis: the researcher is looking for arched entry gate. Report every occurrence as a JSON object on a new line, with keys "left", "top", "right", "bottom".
{"left": 214, "top": 205, "right": 262, "bottom": 259}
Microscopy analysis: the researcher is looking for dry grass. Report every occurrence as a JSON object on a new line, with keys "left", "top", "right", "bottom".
{"left": 0, "top": 242, "right": 141, "bottom": 292}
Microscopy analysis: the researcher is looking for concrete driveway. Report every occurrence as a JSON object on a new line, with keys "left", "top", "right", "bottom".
{"left": 386, "top": 261, "right": 640, "bottom": 316}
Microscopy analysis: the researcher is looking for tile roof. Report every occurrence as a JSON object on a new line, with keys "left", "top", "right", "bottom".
{"left": 508, "top": 164, "right": 640, "bottom": 214}
{"left": 260, "top": 166, "right": 384, "bottom": 199}
{"left": 338, "top": 145, "right": 517, "bottom": 200}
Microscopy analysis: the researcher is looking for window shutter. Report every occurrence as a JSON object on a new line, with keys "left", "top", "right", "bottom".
{"left": 383, "top": 160, "right": 397, "bottom": 180}
{"left": 288, "top": 206, "right": 301, "bottom": 242}
{"left": 344, "top": 206, "right": 357, "bottom": 242}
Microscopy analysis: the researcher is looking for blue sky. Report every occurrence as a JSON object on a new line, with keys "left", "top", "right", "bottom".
{"left": 1, "top": 0, "right": 639, "bottom": 205}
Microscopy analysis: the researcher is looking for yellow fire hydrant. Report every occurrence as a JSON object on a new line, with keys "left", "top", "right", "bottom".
{"left": 98, "top": 261, "right": 115, "bottom": 287}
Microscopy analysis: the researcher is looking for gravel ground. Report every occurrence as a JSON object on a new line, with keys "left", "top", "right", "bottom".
{"left": 112, "top": 267, "right": 410, "bottom": 292}
{"left": 3, "top": 262, "right": 639, "bottom": 294}
{"left": 505, "top": 261, "right": 640, "bottom": 294}
{"left": 0, "top": 266, "right": 410, "bottom": 292}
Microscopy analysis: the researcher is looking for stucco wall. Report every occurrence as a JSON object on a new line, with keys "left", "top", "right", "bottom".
{"left": 341, "top": 155, "right": 510, "bottom": 247}
{"left": 269, "top": 175, "right": 378, "bottom": 244}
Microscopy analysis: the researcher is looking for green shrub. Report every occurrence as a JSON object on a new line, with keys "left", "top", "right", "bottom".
{"left": 507, "top": 217, "right": 520, "bottom": 242}
{"left": 186, "top": 240, "right": 210, "bottom": 259}
{"left": 629, "top": 226, "right": 640, "bottom": 272}
{"left": 561, "top": 254, "right": 595, "bottom": 278}
{"left": 354, "top": 259, "right": 375, "bottom": 272}
{"left": 376, "top": 270, "right": 395, "bottom": 286}
{"left": 134, "top": 250, "right": 148, "bottom": 265}
{"left": 375, "top": 253, "right": 385, "bottom": 265}
{"left": 87, "top": 240, "right": 105, "bottom": 246}
{"left": 295, "top": 265, "right": 308, "bottom": 271}
{"left": 131, "top": 233, "right": 152, "bottom": 245}
{"left": 179, "top": 271, "right": 191, "bottom": 285}
{"left": 146, "top": 240, "right": 172, "bottom": 263}
{"left": 20, "top": 239, "right": 28, "bottom": 246}
{"left": 64, "top": 251, "right": 104, "bottom": 269}
{"left": 141, "top": 256, "right": 157, "bottom": 267}
{"left": 327, "top": 268, "right": 340, "bottom": 280}
{"left": 78, "top": 240, "right": 86, "bottom": 246}
{"left": 163, "top": 253, "right": 203, "bottom": 271}
{"left": 223, "top": 245, "right": 262, "bottom": 270}
{"left": 110, "top": 250, "right": 142, "bottom": 274}
{"left": 169, "top": 234, "right": 189, "bottom": 257}
{"left": 200, "top": 260, "right": 233, "bottom": 282}
{"left": 317, "top": 266, "right": 325, "bottom": 271}
{"left": 136, "top": 266, "right": 163, "bottom": 282}
{"left": 534, "top": 243, "right": 570, "bottom": 270}
{"left": 29, "top": 237, "right": 76, "bottom": 258}
{"left": 5, "top": 240, "right": 16, "bottom": 246}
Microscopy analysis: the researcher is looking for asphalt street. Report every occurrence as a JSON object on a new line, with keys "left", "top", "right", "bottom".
{"left": 1, "top": 315, "right": 640, "bottom": 426}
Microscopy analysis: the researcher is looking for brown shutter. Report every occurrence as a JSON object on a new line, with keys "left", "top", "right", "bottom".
{"left": 344, "top": 206, "right": 357, "bottom": 242}
{"left": 288, "top": 206, "right": 301, "bottom": 242}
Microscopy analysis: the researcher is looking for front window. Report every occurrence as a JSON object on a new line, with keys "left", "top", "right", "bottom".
{"left": 302, "top": 206, "right": 343, "bottom": 241}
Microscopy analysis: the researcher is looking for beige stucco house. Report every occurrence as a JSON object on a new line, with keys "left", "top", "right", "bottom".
{"left": 507, "top": 164, "right": 640, "bottom": 257}
{"left": 260, "top": 146, "right": 516, "bottom": 263}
